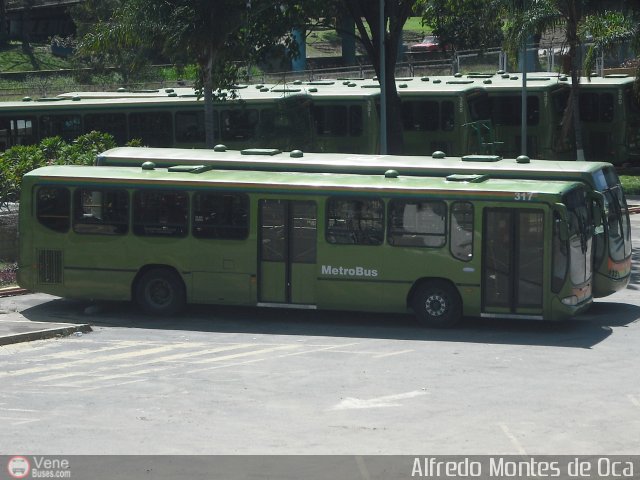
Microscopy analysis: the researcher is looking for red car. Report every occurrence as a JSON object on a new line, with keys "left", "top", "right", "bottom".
{"left": 409, "top": 35, "right": 450, "bottom": 53}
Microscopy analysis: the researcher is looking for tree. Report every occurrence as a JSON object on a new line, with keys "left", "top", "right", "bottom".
{"left": 503, "top": 1, "right": 589, "bottom": 161}
{"left": 338, "top": 0, "right": 424, "bottom": 153}
{"left": 505, "top": 0, "right": 639, "bottom": 161}
{"left": 422, "top": 0, "right": 504, "bottom": 52}
{"left": 79, "top": 0, "right": 315, "bottom": 148}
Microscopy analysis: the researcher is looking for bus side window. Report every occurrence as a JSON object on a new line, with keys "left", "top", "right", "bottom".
{"left": 388, "top": 200, "right": 446, "bottom": 247}
{"left": 313, "top": 105, "right": 347, "bottom": 136}
{"left": 349, "top": 106, "right": 363, "bottom": 137}
{"left": 36, "top": 186, "right": 70, "bottom": 233}
{"left": 192, "top": 192, "right": 249, "bottom": 240}
{"left": 175, "top": 111, "right": 208, "bottom": 143}
{"left": 129, "top": 112, "right": 173, "bottom": 147}
{"left": 133, "top": 189, "right": 189, "bottom": 237}
{"left": 441, "top": 101, "right": 455, "bottom": 131}
{"left": 600, "top": 93, "right": 614, "bottom": 122}
{"left": 73, "top": 188, "right": 129, "bottom": 235}
{"left": 39, "top": 114, "right": 81, "bottom": 141}
{"left": 221, "top": 109, "right": 258, "bottom": 141}
{"left": 326, "top": 197, "right": 384, "bottom": 245}
{"left": 450, "top": 202, "right": 473, "bottom": 260}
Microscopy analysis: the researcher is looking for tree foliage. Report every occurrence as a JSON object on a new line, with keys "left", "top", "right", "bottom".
{"left": 422, "top": 0, "right": 504, "bottom": 51}
{"left": 0, "top": 132, "right": 117, "bottom": 208}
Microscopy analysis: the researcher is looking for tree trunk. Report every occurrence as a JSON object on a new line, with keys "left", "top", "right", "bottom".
{"left": 567, "top": 0, "right": 585, "bottom": 161}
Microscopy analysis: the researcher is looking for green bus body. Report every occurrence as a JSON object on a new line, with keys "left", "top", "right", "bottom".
{"left": 18, "top": 165, "right": 593, "bottom": 325}
{"left": 4, "top": 73, "right": 637, "bottom": 164}
{"left": 96, "top": 147, "right": 632, "bottom": 298}
{"left": 558, "top": 75, "right": 640, "bottom": 163}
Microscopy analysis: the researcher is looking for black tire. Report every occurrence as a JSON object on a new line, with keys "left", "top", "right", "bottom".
{"left": 135, "top": 268, "right": 185, "bottom": 316}
{"left": 411, "top": 280, "right": 462, "bottom": 328}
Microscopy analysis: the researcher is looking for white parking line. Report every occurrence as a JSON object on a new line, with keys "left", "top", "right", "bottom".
{"left": 499, "top": 423, "right": 527, "bottom": 455}
{"left": 35, "top": 343, "right": 255, "bottom": 382}
{"left": 373, "top": 349, "right": 414, "bottom": 359}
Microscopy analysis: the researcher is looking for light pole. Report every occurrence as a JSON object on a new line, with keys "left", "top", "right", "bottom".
{"left": 379, "top": 0, "right": 387, "bottom": 154}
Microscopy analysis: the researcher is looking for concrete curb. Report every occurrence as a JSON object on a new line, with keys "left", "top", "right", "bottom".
{"left": 0, "top": 323, "right": 93, "bottom": 346}
{"left": 0, "top": 287, "right": 29, "bottom": 297}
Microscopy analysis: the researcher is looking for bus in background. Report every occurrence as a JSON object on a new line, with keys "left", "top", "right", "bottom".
{"left": 0, "top": 86, "right": 316, "bottom": 152}
{"left": 18, "top": 164, "right": 593, "bottom": 327}
{"left": 475, "top": 73, "right": 569, "bottom": 159}
{"left": 96, "top": 146, "right": 630, "bottom": 299}
{"left": 556, "top": 74, "right": 640, "bottom": 164}
{"left": 392, "top": 77, "right": 490, "bottom": 156}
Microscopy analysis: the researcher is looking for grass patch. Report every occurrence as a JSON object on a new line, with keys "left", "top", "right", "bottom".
{"left": 620, "top": 176, "right": 640, "bottom": 196}
{"left": 0, "top": 42, "right": 72, "bottom": 72}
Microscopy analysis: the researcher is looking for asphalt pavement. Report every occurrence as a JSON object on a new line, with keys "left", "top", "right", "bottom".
{"left": 0, "top": 289, "right": 91, "bottom": 345}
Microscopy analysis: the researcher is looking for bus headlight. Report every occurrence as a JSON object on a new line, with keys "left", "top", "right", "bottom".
{"left": 561, "top": 295, "right": 579, "bottom": 306}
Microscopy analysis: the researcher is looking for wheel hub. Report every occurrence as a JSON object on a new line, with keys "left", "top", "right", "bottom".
{"left": 425, "top": 294, "right": 446, "bottom": 317}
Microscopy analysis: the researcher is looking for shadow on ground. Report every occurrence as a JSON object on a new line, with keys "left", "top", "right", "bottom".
{"left": 18, "top": 295, "right": 639, "bottom": 350}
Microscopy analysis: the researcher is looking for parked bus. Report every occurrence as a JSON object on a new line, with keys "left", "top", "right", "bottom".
{"left": 18, "top": 163, "right": 593, "bottom": 326}
{"left": 4, "top": 73, "right": 638, "bottom": 162}
{"left": 96, "top": 146, "right": 630, "bottom": 298}
{"left": 554, "top": 74, "right": 640, "bottom": 164}
{"left": 0, "top": 86, "right": 316, "bottom": 152}
{"left": 476, "top": 73, "right": 569, "bottom": 159}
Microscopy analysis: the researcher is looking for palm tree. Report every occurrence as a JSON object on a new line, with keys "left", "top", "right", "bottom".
{"left": 503, "top": 0, "right": 595, "bottom": 160}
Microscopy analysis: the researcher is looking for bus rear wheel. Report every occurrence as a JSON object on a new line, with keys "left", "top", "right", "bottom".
{"left": 135, "top": 268, "right": 185, "bottom": 316}
{"left": 411, "top": 280, "right": 462, "bottom": 328}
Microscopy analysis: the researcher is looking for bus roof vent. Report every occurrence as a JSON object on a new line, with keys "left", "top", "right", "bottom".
{"left": 308, "top": 80, "right": 335, "bottom": 85}
{"left": 604, "top": 73, "right": 629, "bottom": 78}
{"left": 462, "top": 154, "right": 502, "bottom": 162}
{"left": 516, "top": 155, "right": 531, "bottom": 164}
{"left": 385, "top": 169, "right": 399, "bottom": 178}
{"left": 141, "top": 161, "right": 156, "bottom": 170}
{"left": 22, "top": 96, "right": 32, "bottom": 102}
{"left": 271, "top": 88, "right": 301, "bottom": 93}
{"left": 165, "top": 88, "right": 174, "bottom": 93}
{"left": 361, "top": 84, "right": 381, "bottom": 89}
{"left": 36, "top": 97, "right": 64, "bottom": 102}
{"left": 446, "top": 80, "right": 474, "bottom": 84}
{"left": 421, "top": 76, "right": 430, "bottom": 82}
{"left": 396, "top": 78, "right": 414, "bottom": 82}
{"left": 432, "top": 151, "right": 446, "bottom": 159}
{"left": 528, "top": 77, "right": 551, "bottom": 81}
{"left": 213, "top": 144, "right": 227, "bottom": 152}
{"left": 468, "top": 74, "right": 493, "bottom": 79}
{"left": 241, "top": 148, "right": 282, "bottom": 156}
{"left": 168, "top": 165, "right": 207, "bottom": 173}
{"left": 290, "top": 150, "right": 304, "bottom": 158}
{"left": 446, "top": 174, "right": 488, "bottom": 183}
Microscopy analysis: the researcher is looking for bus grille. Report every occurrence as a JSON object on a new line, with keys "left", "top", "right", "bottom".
{"left": 38, "top": 249, "right": 63, "bottom": 284}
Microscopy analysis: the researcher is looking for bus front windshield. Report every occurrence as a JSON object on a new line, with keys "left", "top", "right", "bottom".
{"left": 592, "top": 167, "right": 632, "bottom": 263}
{"left": 563, "top": 187, "right": 593, "bottom": 287}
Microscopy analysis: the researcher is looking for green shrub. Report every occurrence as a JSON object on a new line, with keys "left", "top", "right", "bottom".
{"left": 0, "top": 131, "right": 116, "bottom": 206}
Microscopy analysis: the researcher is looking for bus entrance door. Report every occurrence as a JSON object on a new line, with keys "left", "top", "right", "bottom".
{"left": 482, "top": 209, "right": 544, "bottom": 319}
{"left": 258, "top": 200, "right": 317, "bottom": 306}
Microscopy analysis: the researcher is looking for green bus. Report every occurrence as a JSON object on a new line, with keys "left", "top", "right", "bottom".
{"left": 18, "top": 164, "right": 594, "bottom": 326}
{"left": 555, "top": 74, "right": 640, "bottom": 164}
{"left": 0, "top": 86, "right": 315, "bottom": 152}
{"left": 96, "top": 146, "right": 631, "bottom": 299}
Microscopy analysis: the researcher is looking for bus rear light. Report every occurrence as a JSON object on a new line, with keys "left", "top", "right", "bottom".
{"left": 561, "top": 295, "right": 579, "bottom": 306}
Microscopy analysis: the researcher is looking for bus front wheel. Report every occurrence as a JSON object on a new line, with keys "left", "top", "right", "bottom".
{"left": 411, "top": 280, "right": 462, "bottom": 328}
{"left": 135, "top": 268, "right": 185, "bottom": 316}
